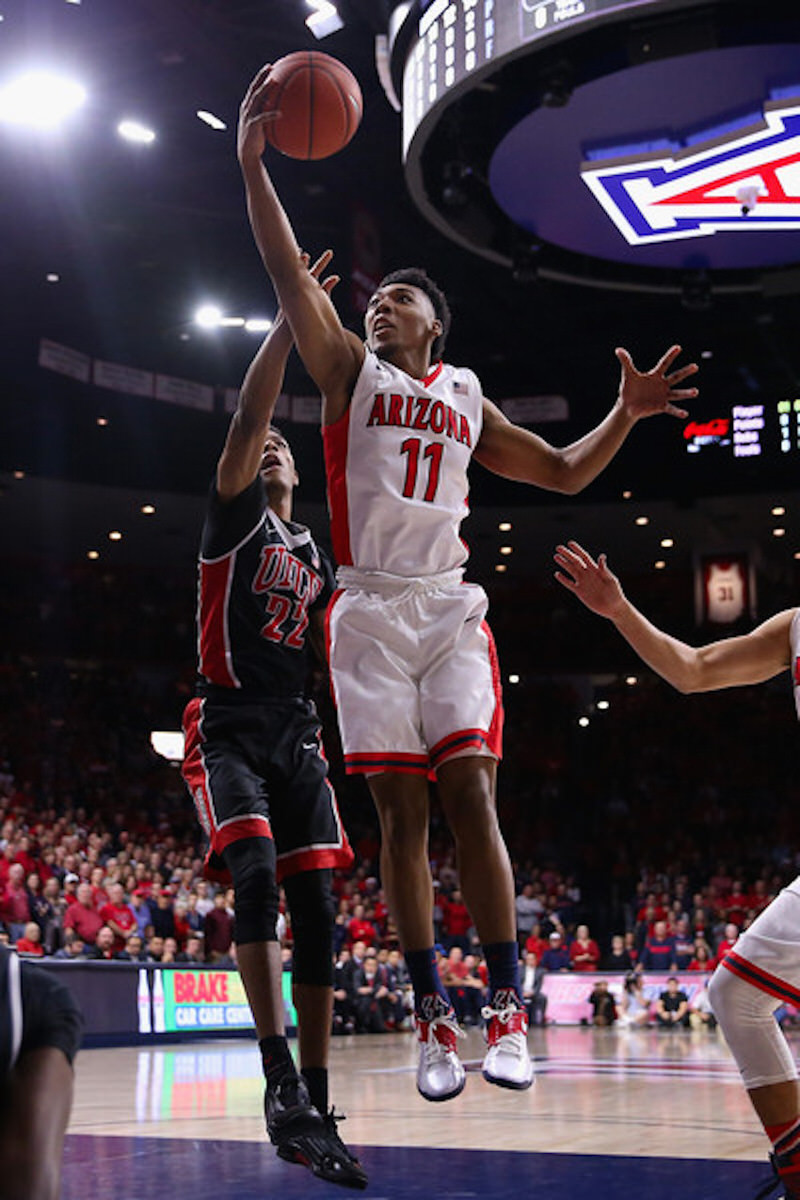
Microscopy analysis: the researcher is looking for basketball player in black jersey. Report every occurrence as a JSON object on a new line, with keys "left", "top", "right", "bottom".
{"left": 0, "top": 942, "right": 83, "bottom": 1199}
{"left": 181, "top": 251, "right": 366, "bottom": 1189}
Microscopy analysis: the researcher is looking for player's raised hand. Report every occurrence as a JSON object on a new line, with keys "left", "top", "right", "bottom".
{"left": 616, "top": 344, "right": 698, "bottom": 421}
{"left": 308, "top": 248, "right": 340, "bottom": 296}
{"left": 273, "top": 250, "right": 339, "bottom": 330}
{"left": 237, "top": 65, "right": 280, "bottom": 164}
{"left": 553, "top": 541, "right": 625, "bottom": 618}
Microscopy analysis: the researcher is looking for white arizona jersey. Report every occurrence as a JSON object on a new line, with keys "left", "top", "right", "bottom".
{"left": 791, "top": 609, "right": 800, "bottom": 720}
{"left": 322, "top": 350, "right": 484, "bottom": 578}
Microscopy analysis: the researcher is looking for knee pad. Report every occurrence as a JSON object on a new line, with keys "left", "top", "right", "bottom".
{"left": 283, "top": 870, "right": 335, "bottom": 987}
{"left": 222, "top": 838, "right": 279, "bottom": 946}
{"left": 709, "top": 964, "right": 798, "bottom": 1090}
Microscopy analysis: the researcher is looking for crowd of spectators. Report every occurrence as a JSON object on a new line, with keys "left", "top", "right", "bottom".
{"left": 3, "top": 553, "right": 800, "bottom": 1037}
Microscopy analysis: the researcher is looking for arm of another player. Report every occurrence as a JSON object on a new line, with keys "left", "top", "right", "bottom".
{"left": 553, "top": 539, "right": 795, "bottom": 693}
{"left": 473, "top": 345, "right": 697, "bottom": 493}
{"left": 237, "top": 68, "right": 364, "bottom": 422}
{"left": 217, "top": 252, "right": 339, "bottom": 502}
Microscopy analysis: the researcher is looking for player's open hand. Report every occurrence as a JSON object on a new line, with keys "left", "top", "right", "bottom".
{"left": 616, "top": 344, "right": 698, "bottom": 421}
{"left": 273, "top": 249, "right": 339, "bottom": 328}
{"left": 237, "top": 65, "right": 280, "bottom": 164}
{"left": 307, "top": 248, "right": 340, "bottom": 296}
{"left": 553, "top": 541, "right": 625, "bottom": 618}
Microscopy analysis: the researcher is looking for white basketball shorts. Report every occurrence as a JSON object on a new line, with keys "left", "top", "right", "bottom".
{"left": 325, "top": 571, "right": 503, "bottom": 777}
{"left": 720, "top": 880, "right": 800, "bottom": 1006}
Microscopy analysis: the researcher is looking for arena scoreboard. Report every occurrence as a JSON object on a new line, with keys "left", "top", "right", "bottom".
{"left": 684, "top": 400, "right": 800, "bottom": 461}
{"left": 389, "top": 0, "right": 800, "bottom": 288}
{"left": 396, "top": 0, "right": 698, "bottom": 156}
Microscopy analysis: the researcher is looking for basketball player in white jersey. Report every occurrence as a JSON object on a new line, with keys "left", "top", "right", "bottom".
{"left": 554, "top": 539, "right": 800, "bottom": 1198}
{"left": 237, "top": 66, "right": 698, "bottom": 1102}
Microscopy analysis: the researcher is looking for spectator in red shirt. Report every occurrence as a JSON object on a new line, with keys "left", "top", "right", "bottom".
{"left": 63, "top": 882, "right": 104, "bottom": 946}
{"left": 714, "top": 922, "right": 740, "bottom": 966}
{"left": 203, "top": 890, "right": 234, "bottom": 962}
{"left": 569, "top": 924, "right": 601, "bottom": 972}
{"left": 16, "top": 920, "right": 44, "bottom": 956}
{"left": 13, "top": 835, "right": 37, "bottom": 879}
{"left": 99, "top": 882, "right": 137, "bottom": 952}
{"left": 0, "top": 863, "right": 31, "bottom": 941}
{"left": 347, "top": 904, "right": 378, "bottom": 948}
{"left": 441, "top": 946, "right": 484, "bottom": 1025}
{"left": 441, "top": 888, "right": 473, "bottom": 953}
{"left": 524, "top": 922, "right": 549, "bottom": 963}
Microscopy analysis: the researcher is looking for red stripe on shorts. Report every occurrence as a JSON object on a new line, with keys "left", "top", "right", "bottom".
{"left": 721, "top": 949, "right": 800, "bottom": 1006}
{"left": 344, "top": 751, "right": 430, "bottom": 776}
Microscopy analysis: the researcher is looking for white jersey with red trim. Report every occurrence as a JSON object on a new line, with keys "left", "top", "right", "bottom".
{"left": 322, "top": 350, "right": 484, "bottom": 578}
{"left": 791, "top": 608, "right": 800, "bottom": 719}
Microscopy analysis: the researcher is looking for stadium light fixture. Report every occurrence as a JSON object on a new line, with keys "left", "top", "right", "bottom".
{"left": 305, "top": 1, "right": 344, "bottom": 39}
{"left": 117, "top": 119, "right": 156, "bottom": 144}
{"left": 0, "top": 69, "right": 86, "bottom": 128}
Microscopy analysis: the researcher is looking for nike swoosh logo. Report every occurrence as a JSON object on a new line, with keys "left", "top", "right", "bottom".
{"left": 302, "top": 742, "right": 318, "bottom": 750}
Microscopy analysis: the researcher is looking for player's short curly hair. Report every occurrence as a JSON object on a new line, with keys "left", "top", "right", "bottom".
{"left": 378, "top": 267, "right": 451, "bottom": 361}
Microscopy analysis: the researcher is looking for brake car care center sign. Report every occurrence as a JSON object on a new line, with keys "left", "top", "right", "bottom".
{"left": 161, "top": 969, "right": 253, "bottom": 1032}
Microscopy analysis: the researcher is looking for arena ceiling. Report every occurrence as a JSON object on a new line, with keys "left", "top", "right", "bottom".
{"left": 1, "top": 0, "right": 800, "bottom": 586}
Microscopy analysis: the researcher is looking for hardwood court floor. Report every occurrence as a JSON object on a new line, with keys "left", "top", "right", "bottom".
{"left": 64, "top": 1024, "right": 792, "bottom": 1199}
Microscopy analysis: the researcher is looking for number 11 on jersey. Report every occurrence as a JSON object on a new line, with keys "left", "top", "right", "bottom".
{"left": 400, "top": 437, "right": 444, "bottom": 503}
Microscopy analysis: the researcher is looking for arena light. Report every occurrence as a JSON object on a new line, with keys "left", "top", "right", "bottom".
{"left": 117, "top": 119, "right": 156, "bottom": 144}
{"left": 305, "top": 1, "right": 344, "bottom": 39}
{"left": 150, "top": 731, "right": 185, "bottom": 763}
{"left": 0, "top": 70, "right": 87, "bottom": 128}
{"left": 245, "top": 318, "right": 273, "bottom": 333}
{"left": 195, "top": 303, "right": 223, "bottom": 328}
{"left": 196, "top": 109, "right": 226, "bottom": 131}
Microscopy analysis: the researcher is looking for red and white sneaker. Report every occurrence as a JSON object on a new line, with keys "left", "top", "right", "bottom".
{"left": 415, "top": 1009, "right": 466, "bottom": 1102}
{"left": 481, "top": 1001, "right": 534, "bottom": 1090}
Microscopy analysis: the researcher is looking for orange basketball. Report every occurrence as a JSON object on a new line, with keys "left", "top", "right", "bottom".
{"left": 263, "top": 51, "right": 363, "bottom": 161}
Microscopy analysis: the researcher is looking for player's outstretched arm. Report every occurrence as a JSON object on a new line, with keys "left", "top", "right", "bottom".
{"left": 473, "top": 345, "right": 698, "bottom": 493}
{"left": 237, "top": 68, "right": 363, "bottom": 420}
{"left": 217, "top": 251, "right": 339, "bottom": 501}
{"left": 553, "top": 539, "right": 795, "bottom": 693}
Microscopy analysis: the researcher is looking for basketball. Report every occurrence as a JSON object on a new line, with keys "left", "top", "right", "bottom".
{"left": 262, "top": 51, "right": 363, "bottom": 161}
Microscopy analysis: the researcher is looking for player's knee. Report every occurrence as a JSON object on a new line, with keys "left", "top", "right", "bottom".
{"left": 284, "top": 869, "right": 335, "bottom": 987}
{"left": 223, "top": 838, "right": 279, "bottom": 945}
{"left": 708, "top": 964, "right": 764, "bottom": 1031}
{"left": 708, "top": 964, "right": 797, "bottom": 1089}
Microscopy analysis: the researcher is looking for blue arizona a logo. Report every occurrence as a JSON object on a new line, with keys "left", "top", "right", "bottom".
{"left": 581, "top": 98, "right": 800, "bottom": 245}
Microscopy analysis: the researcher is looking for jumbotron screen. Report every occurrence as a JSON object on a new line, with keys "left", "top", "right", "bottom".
{"left": 400, "top": 0, "right": 697, "bottom": 154}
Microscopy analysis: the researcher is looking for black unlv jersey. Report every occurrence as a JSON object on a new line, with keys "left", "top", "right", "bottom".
{"left": 196, "top": 477, "right": 335, "bottom": 697}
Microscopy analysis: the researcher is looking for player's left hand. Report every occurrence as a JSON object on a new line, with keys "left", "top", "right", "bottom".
{"left": 274, "top": 249, "right": 339, "bottom": 328}
{"left": 616, "top": 344, "right": 698, "bottom": 421}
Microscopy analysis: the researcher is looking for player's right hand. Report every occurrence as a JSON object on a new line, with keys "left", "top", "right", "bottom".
{"left": 237, "top": 66, "right": 280, "bottom": 164}
{"left": 553, "top": 541, "right": 626, "bottom": 619}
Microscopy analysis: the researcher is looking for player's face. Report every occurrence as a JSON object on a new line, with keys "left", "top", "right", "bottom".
{"left": 259, "top": 428, "right": 298, "bottom": 490}
{"left": 364, "top": 284, "right": 441, "bottom": 358}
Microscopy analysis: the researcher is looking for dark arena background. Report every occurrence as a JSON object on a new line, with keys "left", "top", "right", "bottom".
{"left": 2, "top": 2, "right": 800, "bottom": 1197}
